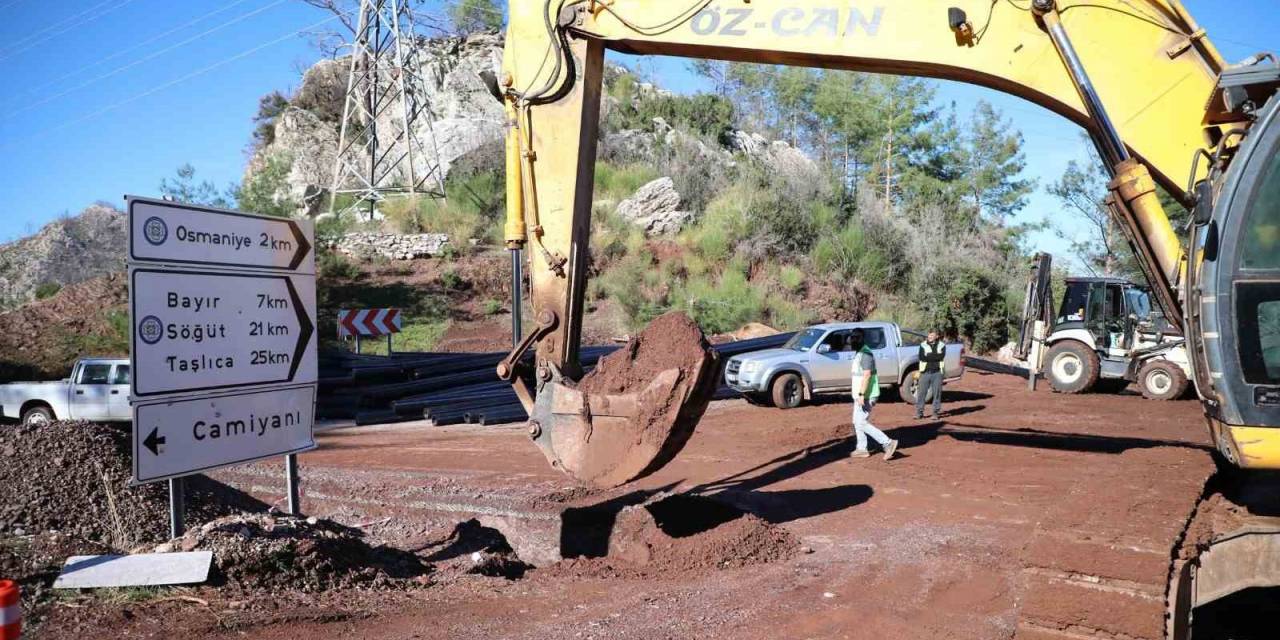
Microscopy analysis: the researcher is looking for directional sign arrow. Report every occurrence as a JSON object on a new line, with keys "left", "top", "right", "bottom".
{"left": 130, "top": 267, "right": 318, "bottom": 397}
{"left": 128, "top": 197, "right": 315, "bottom": 274}
{"left": 131, "top": 385, "right": 317, "bottom": 485}
{"left": 285, "top": 275, "right": 314, "bottom": 382}
{"left": 144, "top": 427, "right": 166, "bottom": 456}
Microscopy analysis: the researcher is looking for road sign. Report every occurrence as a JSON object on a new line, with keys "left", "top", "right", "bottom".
{"left": 132, "top": 385, "right": 316, "bottom": 484}
{"left": 338, "top": 308, "right": 402, "bottom": 337}
{"left": 128, "top": 197, "right": 314, "bottom": 274}
{"left": 130, "top": 267, "right": 317, "bottom": 397}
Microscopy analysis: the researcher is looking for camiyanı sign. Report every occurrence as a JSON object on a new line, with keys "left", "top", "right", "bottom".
{"left": 132, "top": 385, "right": 316, "bottom": 483}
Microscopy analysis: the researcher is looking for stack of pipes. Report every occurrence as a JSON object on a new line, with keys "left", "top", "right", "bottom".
{"left": 317, "top": 333, "right": 797, "bottom": 427}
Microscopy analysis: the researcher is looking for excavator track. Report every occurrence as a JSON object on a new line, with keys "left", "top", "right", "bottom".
{"left": 1007, "top": 467, "right": 1280, "bottom": 640}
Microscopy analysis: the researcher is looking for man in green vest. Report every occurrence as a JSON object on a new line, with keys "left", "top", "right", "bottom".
{"left": 849, "top": 328, "right": 899, "bottom": 460}
{"left": 915, "top": 330, "right": 946, "bottom": 420}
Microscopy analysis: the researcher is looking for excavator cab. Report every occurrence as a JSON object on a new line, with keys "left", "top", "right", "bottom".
{"left": 1056, "top": 278, "right": 1162, "bottom": 352}
{"left": 1190, "top": 76, "right": 1280, "bottom": 467}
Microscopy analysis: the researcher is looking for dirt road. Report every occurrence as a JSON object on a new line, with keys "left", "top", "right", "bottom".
{"left": 36, "top": 371, "right": 1217, "bottom": 639}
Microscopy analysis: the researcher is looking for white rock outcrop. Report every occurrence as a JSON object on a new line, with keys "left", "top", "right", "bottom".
{"left": 247, "top": 34, "right": 506, "bottom": 218}
{"left": 616, "top": 177, "right": 692, "bottom": 236}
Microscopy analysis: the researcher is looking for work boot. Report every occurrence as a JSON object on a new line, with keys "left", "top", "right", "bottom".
{"left": 914, "top": 413, "right": 923, "bottom": 420}
{"left": 850, "top": 449, "right": 871, "bottom": 459}
{"left": 883, "top": 439, "right": 899, "bottom": 460}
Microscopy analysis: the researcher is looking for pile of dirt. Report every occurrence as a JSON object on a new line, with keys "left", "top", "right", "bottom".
{"left": 577, "top": 311, "right": 711, "bottom": 395}
{"left": 609, "top": 502, "right": 797, "bottom": 571}
{"left": 0, "top": 273, "right": 127, "bottom": 381}
{"left": 0, "top": 421, "right": 264, "bottom": 548}
{"left": 571, "top": 312, "right": 720, "bottom": 486}
{"left": 418, "top": 519, "right": 531, "bottom": 580}
{"left": 554, "top": 494, "right": 798, "bottom": 578}
{"left": 168, "top": 513, "right": 430, "bottom": 591}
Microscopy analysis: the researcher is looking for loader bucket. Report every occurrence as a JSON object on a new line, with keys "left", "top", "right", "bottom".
{"left": 527, "top": 312, "right": 719, "bottom": 488}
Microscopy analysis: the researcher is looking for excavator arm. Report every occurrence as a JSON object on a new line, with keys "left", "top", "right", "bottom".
{"left": 496, "top": 0, "right": 1280, "bottom": 484}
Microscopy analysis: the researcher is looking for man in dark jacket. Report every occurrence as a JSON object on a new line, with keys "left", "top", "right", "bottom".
{"left": 915, "top": 330, "right": 946, "bottom": 420}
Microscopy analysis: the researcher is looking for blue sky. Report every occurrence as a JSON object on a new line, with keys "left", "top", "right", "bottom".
{"left": 0, "top": 0, "right": 1276, "bottom": 268}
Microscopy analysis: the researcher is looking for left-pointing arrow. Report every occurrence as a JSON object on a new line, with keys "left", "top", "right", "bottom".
{"left": 144, "top": 427, "right": 166, "bottom": 456}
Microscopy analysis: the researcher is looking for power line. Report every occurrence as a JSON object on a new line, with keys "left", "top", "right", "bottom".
{"left": 1215, "top": 36, "right": 1277, "bottom": 55}
{"left": 0, "top": 0, "right": 139, "bottom": 63}
{"left": 0, "top": 0, "right": 119, "bottom": 53}
{"left": 4, "top": 0, "right": 290, "bottom": 120}
{"left": 2, "top": 14, "right": 340, "bottom": 149}
{"left": 4, "top": 0, "right": 261, "bottom": 109}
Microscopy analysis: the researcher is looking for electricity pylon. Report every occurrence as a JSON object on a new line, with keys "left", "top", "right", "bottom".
{"left": 329, "top": 0, "right": 446, "bottom": 219}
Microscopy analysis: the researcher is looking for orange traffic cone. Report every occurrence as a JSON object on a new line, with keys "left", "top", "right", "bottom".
{"left": 0, "top": 580, "right": 19, "bottom": 639}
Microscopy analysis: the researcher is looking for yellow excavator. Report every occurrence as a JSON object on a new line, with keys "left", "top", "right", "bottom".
{"left": 487, "top": 3, "right": 1280, "bottom": 632}
{"left": 493, "top": 0, "right": 1279, "bottom": 487}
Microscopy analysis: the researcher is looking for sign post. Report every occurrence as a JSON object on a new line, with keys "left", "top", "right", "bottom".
{"left": 127, "top": 196, "right": 318, "bottom": 524}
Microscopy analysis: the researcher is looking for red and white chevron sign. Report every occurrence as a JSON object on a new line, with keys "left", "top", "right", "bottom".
{"left": 338, "top": 308, "right": 402, "bottom": 337}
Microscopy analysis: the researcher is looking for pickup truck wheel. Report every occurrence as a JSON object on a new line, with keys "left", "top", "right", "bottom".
{"left": 22, "top": 405, "right": 54, "bottom": 426}
{"left": 1045, "top": 341, "right": 1099, "bottom": 394}
{"left": 895, "top": 376, "right": 919, "bottom": 404}
{"left": 1138, "top": 360, "right": 1189, "bottom": 401}
{"left": 770, "top": 373, "right": 804, "bottom": 409}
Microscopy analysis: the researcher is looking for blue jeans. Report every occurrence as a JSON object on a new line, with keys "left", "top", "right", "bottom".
{"left": 852, "top": 397, "right": 890, "bottom": 452}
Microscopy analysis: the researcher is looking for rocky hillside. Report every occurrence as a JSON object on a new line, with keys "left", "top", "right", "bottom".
{"left": 248, "top": 33, "right": 507, "bottom": 217}
{"left": 0, "top": 205, "right": 126, "bottom": 312}
{"left": 0, "top": 273, "right": 128, "bottom": 382}
{"left": 247, "top": 32, "right": 818, "bottom": 221}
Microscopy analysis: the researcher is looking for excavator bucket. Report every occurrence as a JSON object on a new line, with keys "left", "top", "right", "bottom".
{"left": 525, "top": 313, "right": 720, "bottom": 488}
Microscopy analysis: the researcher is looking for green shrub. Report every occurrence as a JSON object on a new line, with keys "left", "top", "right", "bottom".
{"left": 360, "top": 320, "right": 451, "bottom": 354}
{"left": 482, "top": 299, "right": 504, "bottom": 315}
{"left": 594, "top": 251, "right": 667, "bottom": 329}
{"left": 237, "top": 151, "right": 296, "bottom": 218}
{"left": 765, "top": 293, "right": 815, "bottom": 330}
{"left": 673, "top": 270, "right": 764, "bottom": 335}
{"left": 318, "top": 250, "right": 360, "bottom": 279}
{"left": 916, "top": 266, "right": 1010, "bottom": 353}
{"left": 595, "top": 162, "right": 659, "bottom": 202}
{"left": 376, "top": 169, "right": 505, "bottom": 248}
{"left": 57, "top": 308, "right": 129, "bottom": 356}
{"left": 692, "top": 225, "right": 732, "bottom": 263}
{"left": 440, "top": 269, "right": 464, "bottom": 290}
{"left": 810, "top": 215, "right": 911, "bottom": 292}
{"left": 605, "top": 79, "right": 736, "bottom": 143}
{"left": 778, "top": 265, "right": 805, "bottom": 294}
{"left": 316, "top": 213, "right": 355, "bottom": 239}
{"left": 34, "top": 282, "right": 62, "bottom": 300}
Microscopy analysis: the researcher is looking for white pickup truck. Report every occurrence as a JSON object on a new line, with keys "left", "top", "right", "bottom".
{"left": 724, "top": 322, "right": 965, "bottom": 408}
{"left": 0, "top": 358, "right": 131, "bottom": 425}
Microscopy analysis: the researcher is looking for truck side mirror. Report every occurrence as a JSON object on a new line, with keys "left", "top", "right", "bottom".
{"left": 817, "top": 344, "right": 832, "bottom": 354}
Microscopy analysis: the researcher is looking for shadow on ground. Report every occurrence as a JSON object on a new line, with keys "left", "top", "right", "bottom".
{"left": 887, "top": 420, "right": 1213, "bottom": 455}
{"left": 559, "top": 438, "right": 875, "bottom": 558}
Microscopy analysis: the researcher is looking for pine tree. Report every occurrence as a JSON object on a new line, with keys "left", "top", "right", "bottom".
{"left": 448, "top": 0, "right": 503, "bottom": 34}
{"left": 961, "top": 101, "right": 1034, "bottom": 224}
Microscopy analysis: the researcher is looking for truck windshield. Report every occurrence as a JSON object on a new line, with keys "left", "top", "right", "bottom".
{"left": 784, "top": 329, "right": 825, "bottom": 351}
